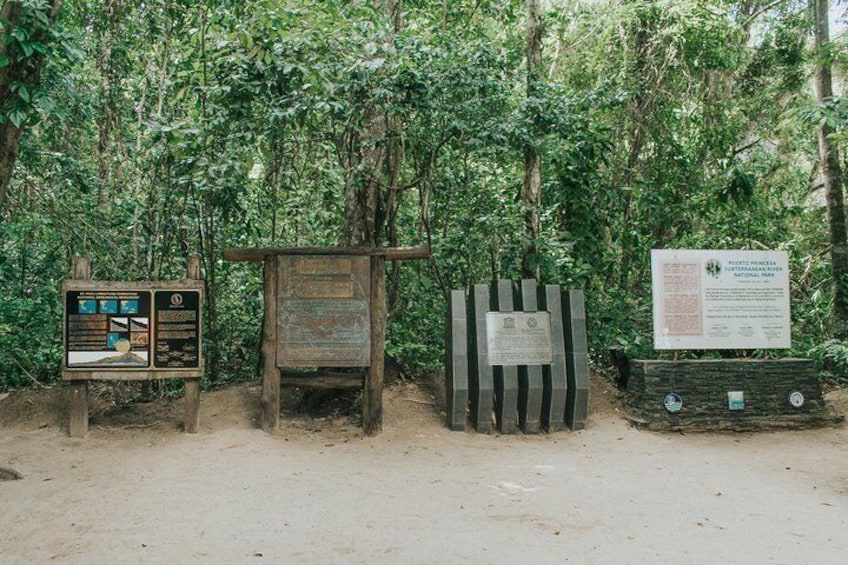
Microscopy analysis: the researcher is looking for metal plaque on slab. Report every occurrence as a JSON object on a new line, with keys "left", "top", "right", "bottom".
{"left": 277, "top": 255, "right": 371, "bottom": 367}
{"left": 486, "top": 312, "right": 553, "bottom": 366}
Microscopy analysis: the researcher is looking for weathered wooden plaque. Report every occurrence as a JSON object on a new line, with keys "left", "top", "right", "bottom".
{"left": 276, "top": 255, "right": 371, "bottom": 367}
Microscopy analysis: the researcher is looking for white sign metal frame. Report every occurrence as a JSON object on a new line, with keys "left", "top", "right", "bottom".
{"left": 651, "top": 249, "right": 791, "bottom": 350}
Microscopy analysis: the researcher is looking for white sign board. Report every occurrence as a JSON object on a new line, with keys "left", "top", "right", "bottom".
{"left": 651, "top": 249, "right": 791, "bottom": 350}
{"left": 486, "top": 312, "right": 553, "bottom": 366}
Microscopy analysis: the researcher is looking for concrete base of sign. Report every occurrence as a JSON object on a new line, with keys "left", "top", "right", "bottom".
{"left": 492, "top": 280, "right": 519, "bottom": 434}
{"left": 563, "top": 291, "right": 590, "bottom": 431}
{"left": 626, "top": 358, "right": 843, "bottom": 430}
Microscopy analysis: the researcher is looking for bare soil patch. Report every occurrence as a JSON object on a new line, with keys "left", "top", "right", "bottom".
{"left": 2, "top": 374, "right": 847, "bottom": 564}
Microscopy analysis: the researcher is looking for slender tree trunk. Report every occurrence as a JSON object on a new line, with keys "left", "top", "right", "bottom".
{"left": 339, "top": 120, "right": 386, "bottom": 247}
{"left": 814, "top": 0, "right": 848, "bottom": 333}
{"left": 0, "top": 0, "right": 62, "bottom": 209}
{"left": 97, "top": 0, "right": 121, "bottom": 205}
{"left": 338, "top": 0, "right": 402, "bottom": 248}
{"left": 617, "top": 11, "right": 650, "bottom": 290}
{"left": 522, "top": 0, "right": 544, "bottom": 280}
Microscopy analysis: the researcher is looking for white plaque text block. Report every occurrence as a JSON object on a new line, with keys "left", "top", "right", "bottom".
{"left": 651, "top": 249, "right": 791, "bottom": 350}
{"left": 486, "top": 312, "right": 553, "bottom": 366}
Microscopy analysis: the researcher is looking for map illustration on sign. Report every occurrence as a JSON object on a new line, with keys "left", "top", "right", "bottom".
{"left": 65, "top": 290, "right": 152, "bottom": 368}
{"left": 65, "top": 286, "right": 203, "bottom": 371}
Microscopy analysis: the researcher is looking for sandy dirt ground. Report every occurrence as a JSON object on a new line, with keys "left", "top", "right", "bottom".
{"left": 2, "top": 375, "right": 848, "bottom": 564}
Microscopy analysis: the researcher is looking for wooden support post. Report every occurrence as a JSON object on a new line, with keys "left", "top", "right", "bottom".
{"left": 184, "top": 379, "right": 200, "bottom": 433}
{"left": 69, "top": 380, "right": 89, "bottom": 438}
{"left": 492, "top": 279, "right": 518, "bottom": 434}
{"left": 260, "top": 256, "right": 280, "bottom": 432}
{"left": 183, "top": 254, "right": 202, "bottom": 433}
{"left": 68, "top": 256, "right": 91, "bottom": 438}
{"left": 364, "top": 255, "right": 386, "bottom": 435}
{"left": 517, "top": 279, "right": 543, "bottom": 434}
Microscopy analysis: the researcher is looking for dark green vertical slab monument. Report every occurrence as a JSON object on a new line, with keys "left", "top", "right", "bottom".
{"left": 517, "top": 279, "right": 543, "bottom": 433}
{"left": 446, "top": 290, "right": 468, "bottom": 431}
{"left": 491, "top": 279, "right": 519, "bottom": 434}
{"left": 539, "top": 284, "right": 567, "bottom": 431}
{"left": 468, "top": 284, "right": 494, "bottom": 433}
{"left": 564, "top": 289, "right": 590, "bottom": 430}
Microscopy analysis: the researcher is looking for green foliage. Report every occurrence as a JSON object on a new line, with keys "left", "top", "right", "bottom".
{"left": 1, "top": 0, "right": 78, "bottom": 127}
{"left": 0, "top": 210, "right": 65, "bottom": 388}
{"left": 1, "top": 0, "right": 847, "bottom": 390}
{"left": 809, "top": 339, "right": 848, "bottom": 384}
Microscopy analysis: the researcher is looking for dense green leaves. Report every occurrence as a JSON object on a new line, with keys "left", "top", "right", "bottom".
{"left": 2, "top": 0, "right": 848, "bottom": 388}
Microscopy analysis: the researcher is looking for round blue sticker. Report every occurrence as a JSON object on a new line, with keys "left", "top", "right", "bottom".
{"left": 664, "top": 393, "right": 683, "bottom": 413}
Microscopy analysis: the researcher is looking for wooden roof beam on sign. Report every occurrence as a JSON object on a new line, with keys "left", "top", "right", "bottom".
{"left": 223, "top": 246, "right": 430, "bottom": 262}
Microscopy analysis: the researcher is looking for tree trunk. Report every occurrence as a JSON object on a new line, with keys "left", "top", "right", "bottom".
{"left": 522, "top": 0, "right": 544, "bottom": 280}
{"left": 0, "top": 0, "right": 62, "bottom": 209}
{"left": 338, "top": 0, "right": 402, "bottom": 248}
{"left": 814, "top": 0, "right": 848, "bottom": 333}
{"left": 339, "top": 119, "right": 386, "bottom": 247}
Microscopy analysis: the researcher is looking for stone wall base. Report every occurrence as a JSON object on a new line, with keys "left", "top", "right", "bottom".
{"left": 627, "top": 359, "right": 843, "bottom": 431}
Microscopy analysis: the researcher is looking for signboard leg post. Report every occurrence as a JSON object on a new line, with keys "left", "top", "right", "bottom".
{"left": 69, "top": 379, "right": 89, "bottom": 438}
{"left": 260, "top": 256, "right": 280, "bottom": 432}
{"left": 364, "top": 256, "right": 386, "bottom": 435}
{"left": 183, "top": 254, "right": 202, "bottom": 433}
{"left": 68, "top": 256, "right": 91, "bottom": 438}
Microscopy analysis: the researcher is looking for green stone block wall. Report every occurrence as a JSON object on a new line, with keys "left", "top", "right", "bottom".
{"left": 627, "top": 359, "right": 835, "bottom": 430}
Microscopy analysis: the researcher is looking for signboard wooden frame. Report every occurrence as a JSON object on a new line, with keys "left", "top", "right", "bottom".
{"left": 62, "top": 256, "right": 204, "bottom": 437}
{"left": 224, "top": 246, "right": 429, "bottom": 435}
{"left": 62, "top": 280, "right": 204, "bottom": 379}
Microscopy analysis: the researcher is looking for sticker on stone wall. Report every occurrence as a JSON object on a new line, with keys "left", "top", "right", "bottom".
{"left": 728, "top": 391, "right": 745, "bottom": 410}
{"left": 788, "top": 391, "right": 805, "bottom": 408}
{"left": 663, "top": 392, "right": 683, "bottom": 413}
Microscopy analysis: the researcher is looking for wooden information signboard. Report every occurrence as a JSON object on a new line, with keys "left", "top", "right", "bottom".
{"left": 277, "top": 255, "right": 371, "bottom": 367}
{"left": 64, "top": 286, "right": 202, "bottom": 373}
{"left": 61, "top": 256, "right": 204, "bottom": 437}
{"left": 224, "top": 246, "right": 429, "bottom": 435}
{"left": 63, "top": 283, "right": 203, "bottom": 376}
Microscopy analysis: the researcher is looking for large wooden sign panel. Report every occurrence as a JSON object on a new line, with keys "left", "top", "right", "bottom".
{"left": 276, "top": 255, "right": 371, "bottom": 367}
